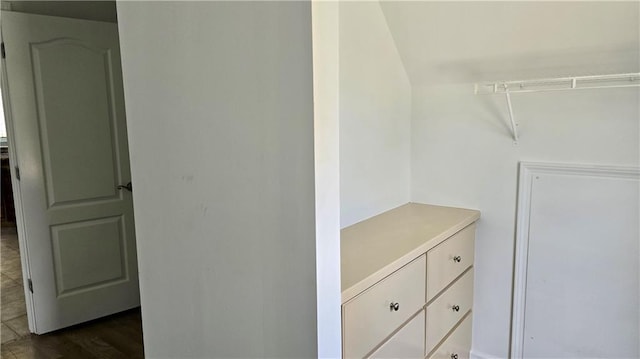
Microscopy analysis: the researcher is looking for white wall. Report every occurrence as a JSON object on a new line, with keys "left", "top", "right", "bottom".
{"left": 312, "top": 2, "right": 342, "bottom": 357}
{"left": 116, "top": 2, "right": 317, "bottom": 358}
{"left": 339, "top": 1, "right": 411, "bottom": 228}
{"left": 380, "top": 2, "right": 639, "bottom": 86}
{"left": 411, "top": 84, "right": 640, "bottom": 358}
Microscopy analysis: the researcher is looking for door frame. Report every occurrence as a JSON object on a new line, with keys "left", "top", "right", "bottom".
{"left": 511, "top": 161, "right": 640, "bottom": 358}
{"left": 0, "top": 30, "right": 37, "bottom": 333}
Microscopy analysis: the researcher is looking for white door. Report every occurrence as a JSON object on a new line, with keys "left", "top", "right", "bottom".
{"left": 1, "top": 12, "right": 140, "bottom": 334}
{"left": 513, "top": 163, "right": 639, "bottom": 358}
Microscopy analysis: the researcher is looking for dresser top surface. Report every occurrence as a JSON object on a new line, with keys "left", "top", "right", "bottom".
{"left": 341, "top": 203, "right": 480, "bottom": 300}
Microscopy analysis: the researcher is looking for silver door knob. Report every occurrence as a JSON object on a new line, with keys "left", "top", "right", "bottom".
{"left": 390, "top": 302, "right": 400, "bottom": 311}
{"left": 452, "top": 305, "right": 460, "bottom": 312}
{"left": 453, "top": 256, "right": 462, "bottom": 263}
{"left": 451, "top": 354, "right": 458, "bottom": 359}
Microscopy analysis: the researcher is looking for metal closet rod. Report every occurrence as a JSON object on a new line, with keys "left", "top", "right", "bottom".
{"left": 473, "top": 72, "right": 640, "bottom": 142}
{"left": 475, "top": 72, "right": 640, "bottom": 94}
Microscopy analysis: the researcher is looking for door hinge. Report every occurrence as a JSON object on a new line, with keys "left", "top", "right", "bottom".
{"left": 28, "top": 279, "right": 33, "bottom": 293}
{"left": 14, "top": 166, "right": 20, "bottom": 180}
{"left": 1, "top": 42, "right": 5, "bottom": 59}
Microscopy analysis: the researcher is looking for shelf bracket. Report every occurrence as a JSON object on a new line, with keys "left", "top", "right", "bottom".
{"left": 475, "top": 72, "right": 640, "bottom": 142}
{"left": 504, "top": 86, "right": 519, "bottom": 142}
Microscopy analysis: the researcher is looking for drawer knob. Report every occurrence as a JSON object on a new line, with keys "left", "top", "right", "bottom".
{"left": 451, "top": 354, "right": 459, "bottom": 359}
{"left": 390, "top": 302, "right": 400, "bottom": 311}
{"left": 453, "top": 256, "right": 462, "bottom": 263}
{"left": 452, "top": 305, "right": 460, "bottom": 312}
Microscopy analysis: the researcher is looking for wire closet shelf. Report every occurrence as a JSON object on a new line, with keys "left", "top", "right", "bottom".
{"left": 475, "top": 73, "right": 640, "bottom": 94}
{"left": 474, "top": 72, "right": 640, "bottom": 142}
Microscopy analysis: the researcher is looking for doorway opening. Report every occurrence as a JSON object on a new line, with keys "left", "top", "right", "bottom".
{"left": 1, "top": 94, "right": 27, "bottom": 344}
{"left": 1, "top": 1, "right": 144, "bottom": 356}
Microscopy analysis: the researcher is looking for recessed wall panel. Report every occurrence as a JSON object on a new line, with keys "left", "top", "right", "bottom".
{"left": 51, "top": 216, "right": 126, "bottom": 295}
{"left": 32, "top": 40, "right": 119, "bottom": 206}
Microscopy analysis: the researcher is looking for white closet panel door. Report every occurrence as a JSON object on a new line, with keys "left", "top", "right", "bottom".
{"left": 523, "top": 168, "right": 639, "bottom": 358}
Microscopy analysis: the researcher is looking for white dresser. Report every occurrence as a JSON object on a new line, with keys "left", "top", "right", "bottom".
{"left": 341, "top": 203, "right": 480, "bottom": 359}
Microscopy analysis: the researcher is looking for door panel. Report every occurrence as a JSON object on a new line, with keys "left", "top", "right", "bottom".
{"left": 51, "top": 216, "right": 126, "bottom": 296}
{"left": 522, "top": 170, "right": 639, "bottom": 358}
{"left": 2, "top": 11, "right": 139, "bottom": 334}
{"left": 32, "top": 39, "right": 120, "bottom": 206}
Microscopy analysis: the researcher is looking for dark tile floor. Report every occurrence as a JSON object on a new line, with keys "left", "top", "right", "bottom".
{"left": 1, "top": 227, "right": 27, "bottom": 346}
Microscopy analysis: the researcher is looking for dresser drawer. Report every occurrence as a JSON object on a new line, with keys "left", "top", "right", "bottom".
{"left": 369, "top": 310, "right": 425, "bottom": 359}
{"left": 427, "top": 224, "right": 475, "bottom": 301}
{"left": 426, "top": 269, "right": 474, "bottom": 353}
{"left": 427, "top": 314, "right": 472, "bottom": 359}
{"left": 343, "top": 255, "right": 426, "bottom": 358}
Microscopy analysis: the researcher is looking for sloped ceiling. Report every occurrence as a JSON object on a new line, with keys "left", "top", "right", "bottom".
{"left": 379, "top": 1, "right": 639, "bottom": 85}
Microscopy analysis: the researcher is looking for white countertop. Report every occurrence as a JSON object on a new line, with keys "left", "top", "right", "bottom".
{"left": 341, "top": 202, "right": 480, "bottom": 303}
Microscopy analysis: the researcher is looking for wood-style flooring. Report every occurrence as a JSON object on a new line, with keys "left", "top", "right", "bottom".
{"left": 1, "top": 227, "right": 144, "bottom": 358}
{"left": 2, "top": 227, "right": 28, "bottom": 348}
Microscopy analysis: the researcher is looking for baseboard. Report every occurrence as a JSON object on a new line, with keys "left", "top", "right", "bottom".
{"left": 470, "top": 349, "right": 503, "bottom": 359}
